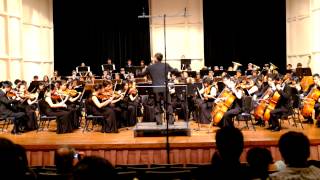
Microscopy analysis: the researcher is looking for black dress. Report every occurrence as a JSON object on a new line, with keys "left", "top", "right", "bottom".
{"left": 66, "top": 101, "right": 81, "bottom": 129}
{"left": 17, "top": 101, "right": 38, "bottom": 130}
{"left": 38, "top": 99, "right": 73, "bottom": 134}
{"left": 86, "top": 96, "right": 118, "bottom": 133}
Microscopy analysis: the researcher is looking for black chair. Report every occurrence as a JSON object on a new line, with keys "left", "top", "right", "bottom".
{"left": 82, "top": 100, "right": 104, "bottom": 133}
{"left": 0, "top": 116, "right": 14, "bottom": 132}
{"left": 115, "top": 164, "right": 149, "bottom": 170}
{"left": 142, "top": 170, "right": 192, "bottom": 180}
{"left": 150, "top": 164, "right": 184, "bottom": 168}
{"left": 37, "top": 172, "right": 68, "bottom": 180}
{"left": 236, "top": 96, "right": 256, "bottom": 131}
{"left": 280, "top": 94, "right": 303, "bottom": 129}
{"left": 36, "top": 102, "right": 56, "bottom": 132}
{"left": 117, "top": 171, "right": 138, "bottom": 180}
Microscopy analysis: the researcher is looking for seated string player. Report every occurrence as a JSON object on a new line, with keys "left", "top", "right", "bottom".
{"left": 195, "top": 77, "right": 217, "bottom": 124}
{"left": 0, "top": 81, "right": 27, "bottom": 134}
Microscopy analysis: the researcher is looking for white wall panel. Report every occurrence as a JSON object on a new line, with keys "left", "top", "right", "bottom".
{"left": 23, "top": 61, "right": 41, "bottom": 80}
{"left": 9, "top": 17, "right": 21, "bottom": 57}
{"left": 312, "top": 10, "right": 320, "bottom": 52}
{"left": 287, "top": 0, "right": 320, "bottom": 74}
{"left": 0, "top": 0, "right": 53, "bottom": 82}
{"left": 10, "top": 59, "right": 21, "bottom": 80}
{"left": 7, "top": 0, "right": 20, "bottom": 16}
{"left": 0, "top": 0, "right": 5, "bottom": 12}
{"left": 313, "top": 0, "right": 320, "bottom": 8}
{"left": 0, "top": 16, "right": 7, "bottom": 56}
{"left": 22, "top": 25, "right": 40, "bottom": 61}
{"left": 0, "top": 59, "right": 7, "bottom": 79}
{"left": 295, "top": 18, "right": 311, "bottom": 54}
{"left": 150, "top": 0, "right": 204, "bottom": 71}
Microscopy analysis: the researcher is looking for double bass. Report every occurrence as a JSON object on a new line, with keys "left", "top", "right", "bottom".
{"left": 211, "top": 87, "right": 236, "bottom": 125}
{"left": 301, "top": 85, "right": 320, "bottom": 118}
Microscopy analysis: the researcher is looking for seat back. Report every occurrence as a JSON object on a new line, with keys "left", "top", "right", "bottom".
{"left": 241, "top": 96, "right": 253, "bottom": 113}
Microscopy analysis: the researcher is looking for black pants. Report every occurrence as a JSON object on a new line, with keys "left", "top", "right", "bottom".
{"left": 7, "top": 112, "right": 27, "bottom": 132}
{"left": 153, "top": 87, "right": 173, "bottom": 125}
{"left": 219, "top": 107, "right": 241, "bottom": 128}
{"left": 269, "top": 107, "right": 288, "bottom": 128}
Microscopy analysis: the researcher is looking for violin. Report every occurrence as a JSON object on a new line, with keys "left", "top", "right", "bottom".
{"left": 7, "top": 90, "right": 18, "bottom": 97}
{"left": 67, "top": 89, "right": 79, "bottom": 97}
{"left": 51, "top": 90, "right": 62, "bottom": 101}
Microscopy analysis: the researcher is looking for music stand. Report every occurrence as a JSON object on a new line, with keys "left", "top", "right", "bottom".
{"left": 200, "top": 70, "right": 209, "bottom": 78}
{"left": 76, "top": 66, "right": 90, "bottom": 77}
{"left": 296, "top": 68, "right": 312, "bottom": 79}
{"left": 227, "top": 71, "right": 236, "bottom": 76}
{"left": 181, "top": 59, "right": 191, "bottom": 70}
{"left": 213, "top": 70, "right": 223, "bottom": 77}
{"left": 125, "top": 66, "right": 144, "bottom": 76}
{"left": 101, "top": 64, "right": 114, "bottom": 72}
{"left": 187, "top": 71, "right": 197, "bottom": 78}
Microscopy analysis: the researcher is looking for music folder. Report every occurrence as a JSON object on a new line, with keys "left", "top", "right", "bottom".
{"left": 101, "top": 64, "right": 114, "bottom": 71}
{"left": 76, "top": 66, "right": 90, "bottom": 73}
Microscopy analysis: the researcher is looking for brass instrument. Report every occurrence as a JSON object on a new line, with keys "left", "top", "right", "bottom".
{"left": 269, "top": 63, "right": 278, "bottom": 71}
{"left": 252, "top": 64, "right": 260, "bottom": 70}
{"left": 232, "top": 61, "right": 242, "bottom": 71}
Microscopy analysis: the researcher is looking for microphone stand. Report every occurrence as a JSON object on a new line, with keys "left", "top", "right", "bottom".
{"left": 138, "top": 9, "right": 189, "bottom": 165}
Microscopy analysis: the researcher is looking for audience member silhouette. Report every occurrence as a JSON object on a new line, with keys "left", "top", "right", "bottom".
{"left": 73, "top": 156, "right": 117, "bottom": 180}
{"left": 247, "top": 147, "right": 273, "bottom": 180}
{"left": 270, "top": 131, "right": 320, "bottom": 179}
{"left": 0, "top": 138, "right": 30, "bottom": 179}
{"left": 209, "top": 126, "right": 249, "bottom": 180}
{"left": 55, "top": 146, "right": 78, "bottom": 175}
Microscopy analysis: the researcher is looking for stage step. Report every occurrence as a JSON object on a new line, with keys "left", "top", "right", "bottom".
{"left": 133, "top": 122, "right": 191, "bottom": 137}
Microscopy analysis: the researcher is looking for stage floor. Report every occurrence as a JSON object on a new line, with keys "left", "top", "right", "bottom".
{"left": 0, "top": 120, "right": 318, "bottom": 149}
{"left": 1, "top": 120, "right": 320, "bottom": 166}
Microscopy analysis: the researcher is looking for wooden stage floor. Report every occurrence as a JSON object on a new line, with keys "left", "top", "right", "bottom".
{"left": 1, "top": 120, "right": 320, "bottom": 166}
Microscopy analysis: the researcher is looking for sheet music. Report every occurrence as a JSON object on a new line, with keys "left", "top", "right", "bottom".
{"left": 196, "top": 87, "right": 204, "bottom": 100}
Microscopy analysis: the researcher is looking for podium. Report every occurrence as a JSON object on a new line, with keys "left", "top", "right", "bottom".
{"left": 133, "top": 121, "right": 191, "bottom": 137}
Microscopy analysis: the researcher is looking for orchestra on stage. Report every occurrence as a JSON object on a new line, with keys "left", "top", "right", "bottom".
{"left": 1, "top": 53, "right": 320, "bottom": 135}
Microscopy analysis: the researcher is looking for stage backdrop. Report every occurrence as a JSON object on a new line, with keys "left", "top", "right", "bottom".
{"left": 0, "top": 0, "right": 53, "bottom": 82}
{"left": 53, "top": 0, "right": 150, "bottom": 76}
{"left": 149, "top": 0, "right": 204, "bottom": 71}
{"left": 203, "top": 0, "right": 286, "bottom": 72}
{"left": 286, "top": 0, "right": 320, "bottom": 74}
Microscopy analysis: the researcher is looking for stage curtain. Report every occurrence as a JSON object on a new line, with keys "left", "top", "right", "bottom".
{"left": 203, "top": 0, "right": 286, "bottom": 72}
{"left": 53, "top": 0, "right": 150, "bottom": 76}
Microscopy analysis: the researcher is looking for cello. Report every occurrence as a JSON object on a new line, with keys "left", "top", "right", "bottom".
{"left": 301, "top": 85, "right": 320, "bottom": 118}
{"left": 211, "top": 87, "right": 236, "bottom": 125}
{"left": 254, "top": 88, "right": 273, "bottom": 119}
{"left": 262, "top": 90, "right": 281, "bottom": 122}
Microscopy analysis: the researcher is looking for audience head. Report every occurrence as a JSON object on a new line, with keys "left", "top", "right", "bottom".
{"left": 279, "top": 131, "right": 310, "bottom": 167}
{"left": 73, "top": 156, "right": 117, "bottom": 180}
{"left": 0, "top": 138, "right": 25, "bottom": 178}
{"left": 55, "top": 146, "right": 77, "bottom": 174}
{"left": 247, "top": 147, "right": 273, "bottom": 179}
{"left": 215, "top": 126, "right": 244, "bottom": 162}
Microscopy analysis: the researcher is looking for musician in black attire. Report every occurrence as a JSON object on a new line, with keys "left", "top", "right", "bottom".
{"left": 268, "top": 76, "right": 292, "bottom": 131}
{"left": 137, "top": 53, "right": 178, "bottom": 125}
{"left": 218, "top": 76, "right": 243, "bottom": 128}
{"left": 302, "top": 74, "right": 320, "bottom": 125}
{"left": 195, "top": 77, "right": 217, "bottom": 124}
{"left": 0, "top": 81, "right": 27, "bottom": 134}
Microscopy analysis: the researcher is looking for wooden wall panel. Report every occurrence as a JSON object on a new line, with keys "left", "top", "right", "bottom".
{"left": 24, "top": 144, "right": 320, "bottom": 167}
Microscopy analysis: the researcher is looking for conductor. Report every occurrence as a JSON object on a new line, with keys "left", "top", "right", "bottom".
{"left": 138, "top": 53, "right": 178, "bottom": 125}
